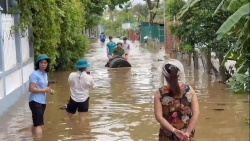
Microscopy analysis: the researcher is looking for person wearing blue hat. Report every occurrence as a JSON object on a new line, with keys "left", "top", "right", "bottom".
{"left": 28, "top": 54, "right": 54, "bottom": 138}
{"left": 65, "top": 58, "right": 95, "bottom": 122}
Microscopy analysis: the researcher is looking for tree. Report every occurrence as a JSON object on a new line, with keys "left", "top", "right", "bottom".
{"left": 214, "top": 0, "right": 250, "bottom": 93}
{"left": 146, "top": 0, "right": 160, "bottom": 25}
{"left": 16, "top": 0, "right": 132, "bottom": 70}
{"left": 167, "top": 0, "right": 232, "bottom": 75}
{"left": 131, "top": 3, "right": 149, "bottom": 20}
{"left": 174, "top": 0, "right": 250, "bottom": 93}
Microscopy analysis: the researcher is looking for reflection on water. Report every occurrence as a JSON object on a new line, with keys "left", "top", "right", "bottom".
{"left": 0, "top": 40, "right": 249, "bottom": 141}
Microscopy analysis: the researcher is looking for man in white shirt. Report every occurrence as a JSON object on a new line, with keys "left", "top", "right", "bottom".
{"left": 65, "top": 58, "right": 95, "bottom": 121}
{"left": 122, "top": 37, "right": 130, "bottom": 60}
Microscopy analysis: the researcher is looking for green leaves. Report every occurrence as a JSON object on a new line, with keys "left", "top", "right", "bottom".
{"left": 215, "top": 0, "right": 250, "bottom": 94}
{"left": 227, "top": 73, "right": 250, "bottom": 93}
{"left": 17, "top": 0, "right": 89, "bottom": 70}
{"left": 216, "top": 3, "right": 250, "bottom": 39}
{"left": 176, "top": 0, "right": 200, "bottom": 20}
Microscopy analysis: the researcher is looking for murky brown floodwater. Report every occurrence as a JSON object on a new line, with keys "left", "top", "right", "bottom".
{"left": 0, "top": 39, "right": 249, "bottom": 141}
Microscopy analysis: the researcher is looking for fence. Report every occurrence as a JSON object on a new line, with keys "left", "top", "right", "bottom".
{"left": 0, "top": 8, "right": 34, "bottom": 117}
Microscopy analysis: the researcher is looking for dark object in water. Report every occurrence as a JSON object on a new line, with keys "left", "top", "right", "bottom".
{"left": 49, "top": 80, "right": 58, "bottom": 84}
{"left": 217, "top": 103, "right": 226, "bottom": 106}
{"left": 59, "top": 105, "right": 67, "bottom": 110}
{"left": 105, "top": 56, "right": 131, "bottom": 68}
{"left": 242, "top": 100, "right": 250, "bottom": 103}
{"left": 213, "top": 108, "right": 224, "bottom": 111}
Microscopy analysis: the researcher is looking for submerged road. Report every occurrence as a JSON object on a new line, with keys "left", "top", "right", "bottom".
{"left": 0, "top": 39, "right": 249, "bottom": 141}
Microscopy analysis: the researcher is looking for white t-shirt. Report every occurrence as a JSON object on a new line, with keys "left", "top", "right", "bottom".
{"left": 68, "top": 71, "right": 95, "bottom": 102}
{"left": 122, "top": 42, "right": 130, "bottom": 54}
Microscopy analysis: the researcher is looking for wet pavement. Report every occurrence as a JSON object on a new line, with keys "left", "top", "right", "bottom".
{"left": 0, "top": 39, "right": 249, "bottom": 141}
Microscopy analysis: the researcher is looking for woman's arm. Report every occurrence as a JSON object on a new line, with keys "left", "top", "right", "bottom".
{"left": 185, "top": 86, "right": 200, "bottom": 135}
{"left": 68, "top": 73, "right": 74, "bottom": 86}
{"left": 29, "top": 73, "right": 49, "bottom": 93}
{"left": 89, "top": 77, "right": 95, "bottom": 88}
{"left": 106, "top": 45, "right": 109, "bottom": 54}
{"left": 154, "top": 90, "right": 176, "bottom": 132}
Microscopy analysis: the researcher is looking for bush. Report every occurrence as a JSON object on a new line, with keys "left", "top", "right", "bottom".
{"left": 16, "top": 0, "right": 89, "bottom": 70}
{"left": 55, "top": 34, "right": 89, "bottom": 70}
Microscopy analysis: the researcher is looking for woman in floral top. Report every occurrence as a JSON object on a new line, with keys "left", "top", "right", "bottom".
{"left": 154, "top": 59, "right": 199, "bottom": 141}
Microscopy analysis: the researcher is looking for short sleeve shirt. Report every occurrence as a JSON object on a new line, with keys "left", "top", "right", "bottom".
{"left": 113, "top": 48, "right": 125, "bottom": 56}
{"left": 106, "top": 42, "right": 116, "bottom": 54}
{"left": 29, "top": 70, "right": 48, "bottom": 104}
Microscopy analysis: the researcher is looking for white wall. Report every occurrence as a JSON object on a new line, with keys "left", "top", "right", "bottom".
{"left": 21, "top": 29, "right": 30, "bottom": 62}
{"left": 0, "top": 13, "right": 33, "bottom": 106}
{"left": 5, "top": 68, "right": 22, "bottom": 95}
{"left": 0, "top": 78, "right": 4, "bottom": 99}
{"left": 2, "top": 14, "right": 17, "bottom": 70}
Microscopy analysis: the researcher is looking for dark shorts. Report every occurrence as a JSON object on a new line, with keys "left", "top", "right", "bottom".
{"left": 29, "top": 101, "right": 46, "bottom": 127}
{"left": 66, "top": 97, "right": 89, "bottom": 114}
{"left": 107, "top": 52, "right": 112, "bottom": 56}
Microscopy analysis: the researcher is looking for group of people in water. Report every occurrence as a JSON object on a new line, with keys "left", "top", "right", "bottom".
{"left": 28, "top": 36, "right": 199, "bottom": 140}
{"left": 99, "top": 32, "right": 131, "bottom": 61}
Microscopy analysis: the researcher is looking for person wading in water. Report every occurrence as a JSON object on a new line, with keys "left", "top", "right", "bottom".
{"left": 122, "top": 37, "right": 130, "bottom": 60}
{"left": 106, "top": 36, "right": 116, "bottom": 60}
{"left": 28, "top": 54, "right": 55, "bottom": 139}
{"left": 65, "top": 59, "right": 95, "bottom": 122}
{"left": 113, "top": 42, "right": 125, "bottom": 58}
{"left": 100, "top": 32, "right": 106, "bottom": 44}
{"left": 154, "top": 59, "right": 199, "bottom": 141}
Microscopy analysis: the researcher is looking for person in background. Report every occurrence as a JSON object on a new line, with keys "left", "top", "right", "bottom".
{"left": 122, "top": 37, "right": 130, "bottom": 60}
{"left": 154, "top": 59, "right": 199, "bottom": 141}
{"left": 106, "top": 36, "right": 116, "bottom": 60}
{"left": 113, "top": 42, "right": 125, "bottom": 58}
{"left": 65, "top": 59, "right": 95, "bottom": 122}
{"left": 100, "top": 32, "right": 106, "bottom": 43}
{"left": 144, "top": 36, "right": 148, "bottom": 43}
{"left": 28, "top": 54, "right": 55, "bottom": 139}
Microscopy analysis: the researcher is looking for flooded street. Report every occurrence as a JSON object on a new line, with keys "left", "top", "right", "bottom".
{"left": 0, "top": 39, "right": 249, "bottom": 141}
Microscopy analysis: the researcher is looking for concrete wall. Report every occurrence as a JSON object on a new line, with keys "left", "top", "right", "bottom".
{"left": 0, "top": 10, "right": 34, "bottom": 117}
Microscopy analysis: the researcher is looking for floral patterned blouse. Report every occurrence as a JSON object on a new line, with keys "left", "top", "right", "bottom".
{"left": 158, "top": 85, "right": 195, "bottom": 141}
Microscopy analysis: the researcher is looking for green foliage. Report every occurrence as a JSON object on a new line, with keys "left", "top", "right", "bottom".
{"left": 100, "top": 8, "right": 138, "bottom": 36}
{"left": 214, "top": 0, "right": 250, "bottom": 93}
{"left": 15, "top": 0, "right": 130, "bottom": 70}
{"left": 183, "top": 44, "right": 193, "bottom": 53}
{"left": 108, "top": 0, "right": 130, "bottom": 10}
{"left": 176, "top": 0, "right": 200, "bottom": 19}
{"left": 130, "top": 3, "right": 149, "bottom": 20}
{"left": 169, "top": 0, "right": 232, "bottom": 54}
{"left": 17, "top": 0, "right": 88, "bottom": 70}
{"left": 227, "top": 73, "right": 250, "bottom": 93}
{"left": 55, "top": 35, "right": 89, "bottom": 70}
{"left": 246, "top": 118, "right": 250, "bottom": 126}
{"left": 166, "top": 0, "right": 185, "bottom": 20}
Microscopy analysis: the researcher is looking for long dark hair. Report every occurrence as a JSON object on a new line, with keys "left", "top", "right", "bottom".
{"left": 35, "top": 59, "right": 50, "bottom": 72}
{"left": 165, "top": 64, "right": 181, "bottom": 96}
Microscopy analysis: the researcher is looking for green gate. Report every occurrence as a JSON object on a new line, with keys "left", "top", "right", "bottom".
{"left": 140, "top": 22, "right": 165, "bottom": 43}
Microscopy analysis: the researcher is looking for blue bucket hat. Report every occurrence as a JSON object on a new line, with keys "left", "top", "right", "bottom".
{"left": 36, "top": 54, "right": 50, "bottom": 64}
{"left": 76, "top": 59, "right": 89, "bottom": 69}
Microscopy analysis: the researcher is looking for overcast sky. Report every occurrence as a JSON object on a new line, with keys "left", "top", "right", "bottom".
{"left": 131, "top": 0, "right": 146, "bottom": 5}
